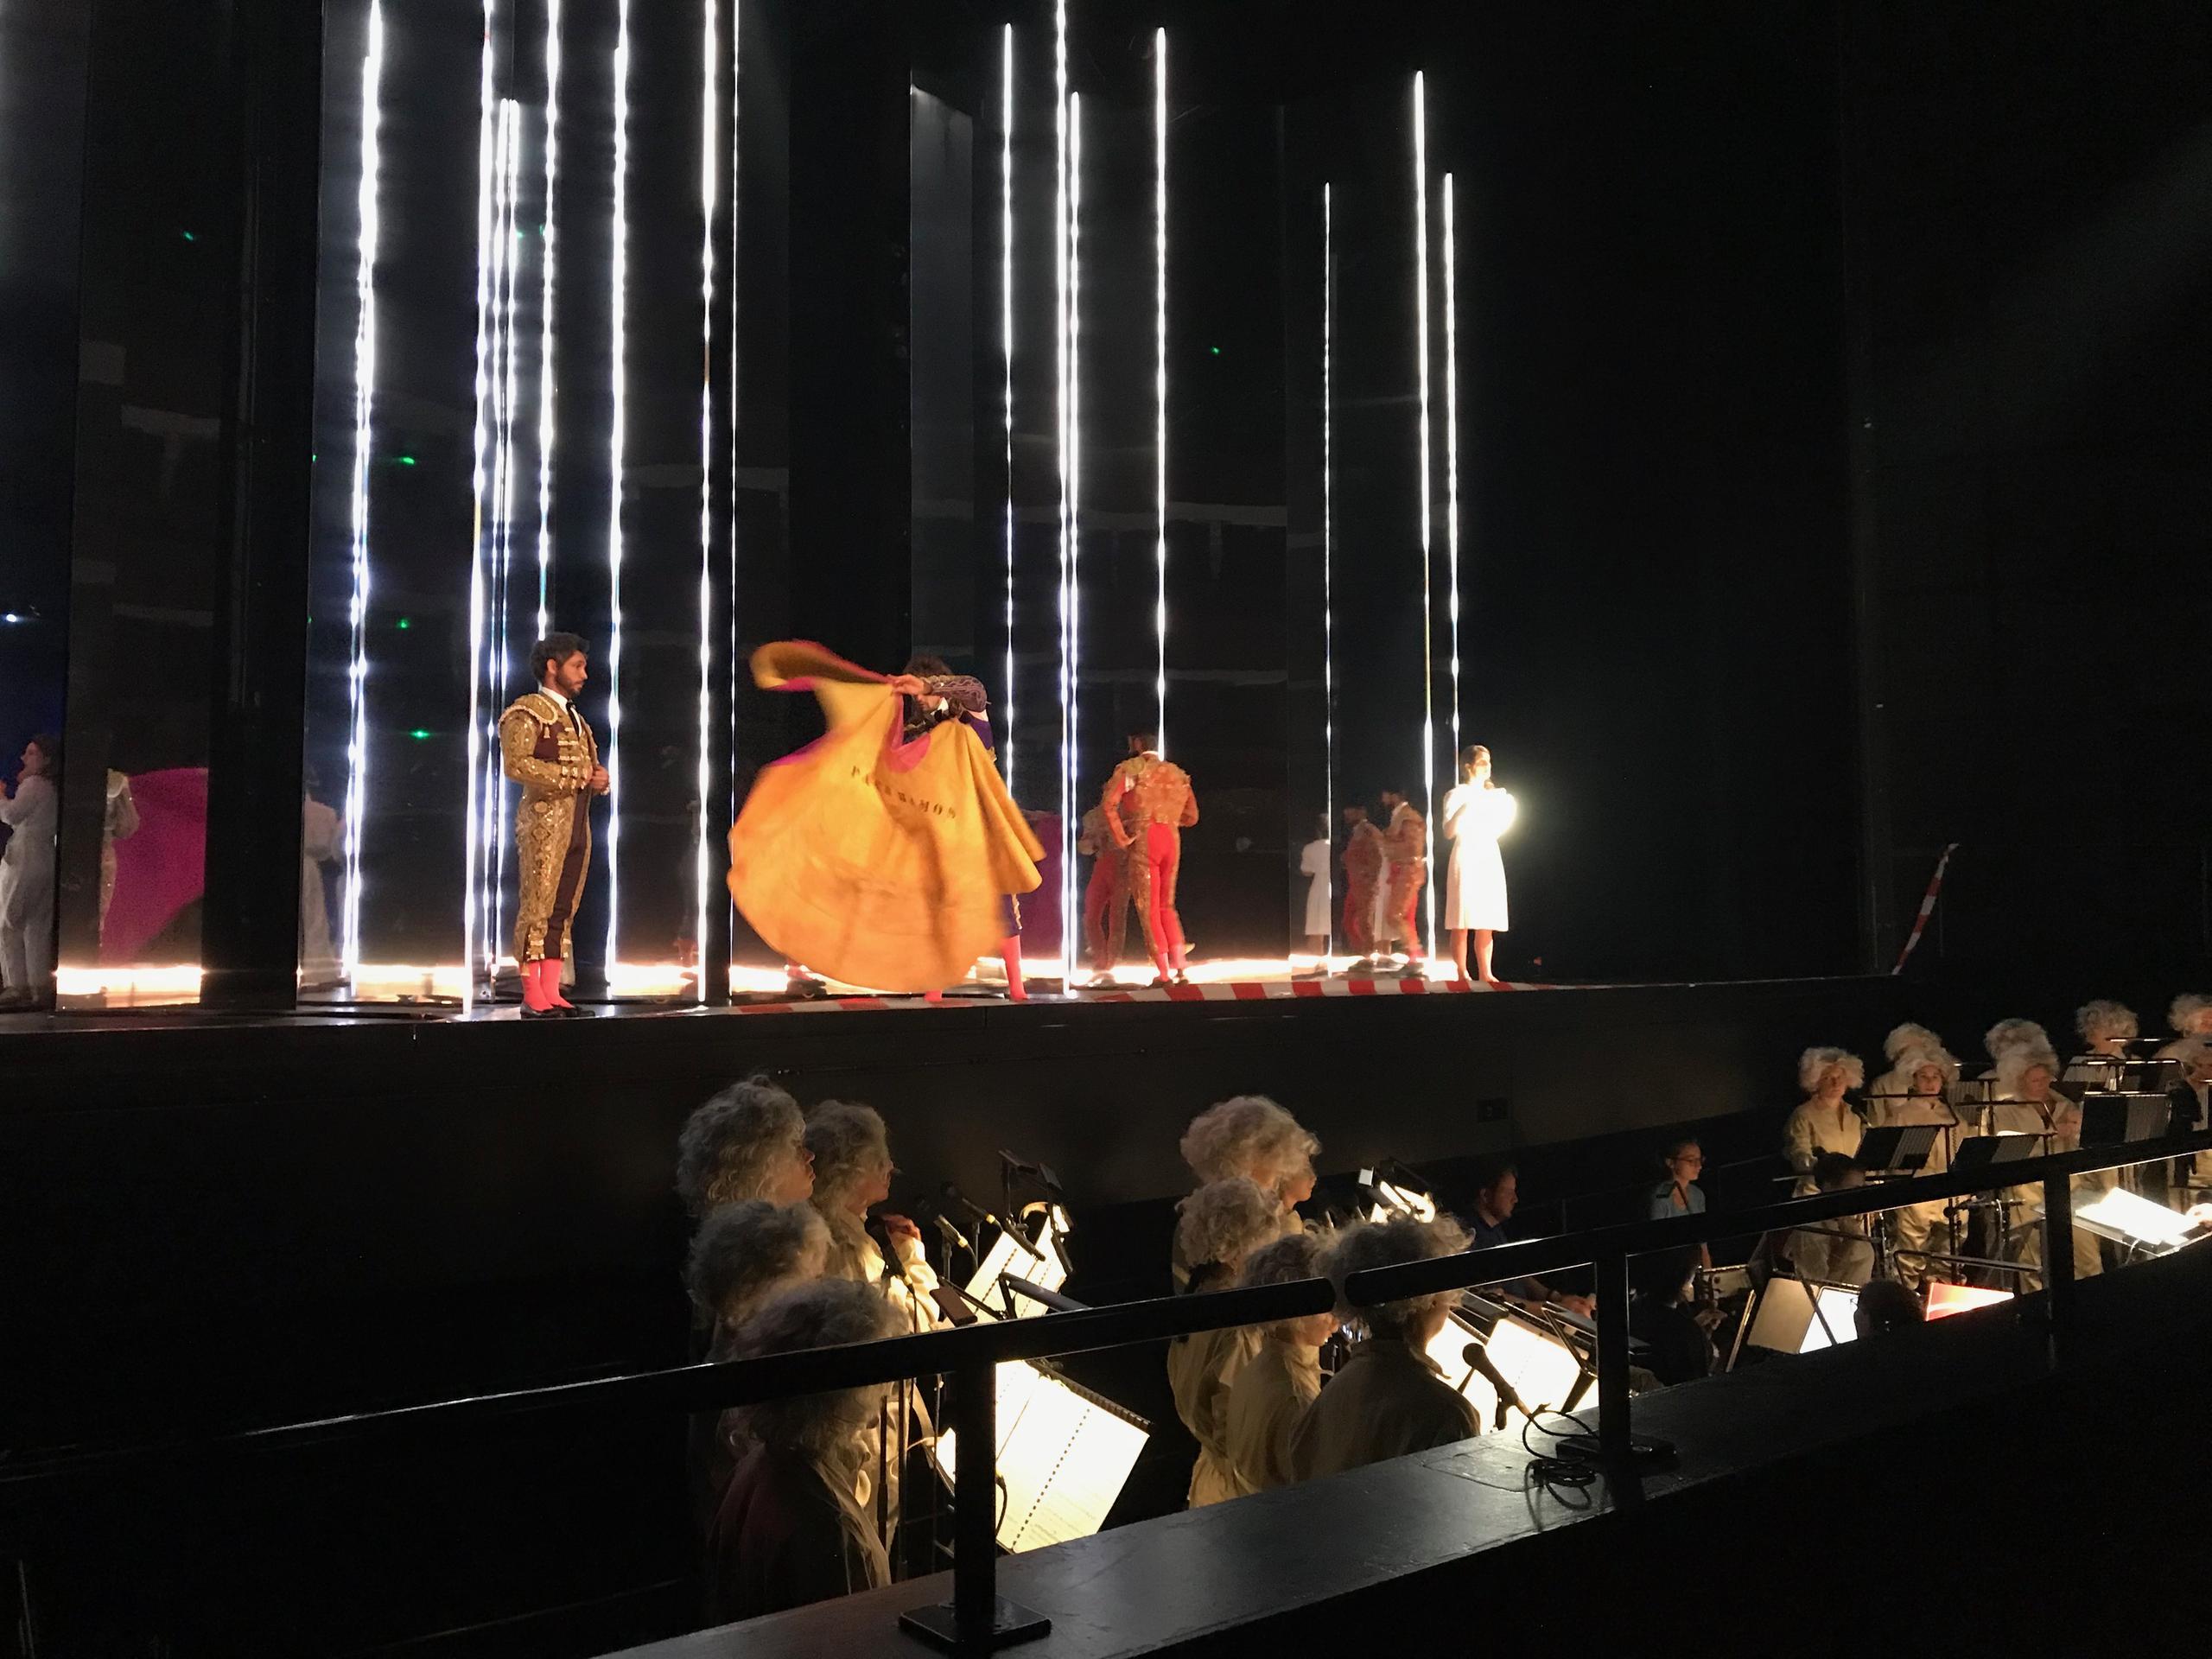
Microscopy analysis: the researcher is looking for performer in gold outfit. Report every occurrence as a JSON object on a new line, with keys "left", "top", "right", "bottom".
{"left": 1102, "top": 732, "right": 1198, "bottom": 986}
{"left": 500, "top": 632, "right": 609, "bottom": 1017}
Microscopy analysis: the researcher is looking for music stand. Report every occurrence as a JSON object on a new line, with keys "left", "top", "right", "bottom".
{"left": 1950, "top": 1133, "right": 2044, "bottom": 1172}
{"left": 2080, "top": 1091, "right": 2174, "bottom": 1147}
{"left": 930, "top": 1361, "right": 1149, "bottom": 1554}
{"left": 2071, "top": 1187, "right": 2211, "bottom": 1258}
{"left": 1740, "top": 1276, "right": 1862, "bottom": 1357}
{"left": 1857, "top": 1122, "right": 1940, "bottom": 1176}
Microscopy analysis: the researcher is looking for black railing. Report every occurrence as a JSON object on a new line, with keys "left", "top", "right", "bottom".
{"left": 8, "top": 1130, "right": 2208, "bottom": 1651}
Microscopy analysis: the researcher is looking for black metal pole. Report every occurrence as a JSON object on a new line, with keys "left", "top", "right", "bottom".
{"left": 199, "top": 0, "right": 323, "bottom": 1009}
{"left": 952, "top": 1358, "right": 997, "bottom": 1640}
{"left": 2042, "top": 1172, "right": 2074, "bottom": 1365}
{"left": 1596, "top": 1250, "right": 1631, "bottom": 1463}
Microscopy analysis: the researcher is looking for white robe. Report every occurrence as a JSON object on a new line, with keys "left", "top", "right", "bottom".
{"left": 1441, "top": 784, "right": 1514, "bottom": 931}
{"left": 0, "top": 774, "right": 59, "bottom": 992}
{"left": 1299, "top": 838, "right": 1331, "bottom": 937}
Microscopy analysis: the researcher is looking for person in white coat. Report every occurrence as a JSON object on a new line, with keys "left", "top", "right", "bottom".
{"left": 0, "top": 733, "right": 62, "bottom": 1007}
{"left": 1440, "top": 745, "right": 1516, "bottom": 988}
{"left": 1298, "top": 813, "right": 1332, "bottom": 958}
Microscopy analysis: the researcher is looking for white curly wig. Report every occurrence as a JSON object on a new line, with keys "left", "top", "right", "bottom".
{"left": 2168, "top": 995, "right": 2212, "bottom": 1036}
{"left": 1319, "top": 1214, "right": 1471, "bottom": 1338}
{"left": 1797, "top": 1046, "right": 1866, "bottom": 1095}
{"left": 1174, "top": 1177, "right": 1294, "bottom": 1279}
{"left": 803, "top": 1100, "right": 893, "bottom": 1211}
{"left": 1873, "top": 1027, "right": 1958, "bottom": 1098}
{"left": 675, "top": 1076, "right": 808, "bottom": 1216}
{"left": 1179, "top": 1096, "right": 1321, "bottom": 1198}
{"left": 2171, "top": 1036, "right": 2212, "bottom": 1077}
{"left": 1994, "top": 1043, "right": 2061, "bottom": 1099}
{"left": 1883, "top": 1022, "right": 1947, "bottom": 1064}
{"left": 726, "top": 1279, "right": 900, "bottom": 1461}
{"left": 2075, "top": 1000, "right": 2139, "bottom": 1046}
{"left": 1983, "top": 1018, "right": 2050, "bottom": 1061}
{"left": 686, "top": 1199, "right": 831, "bottom": 1335}
{"left": 1239, "top": 1229, "right": 1331, "bottom": 1337}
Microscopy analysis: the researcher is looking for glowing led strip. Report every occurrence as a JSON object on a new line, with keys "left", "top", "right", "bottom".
{"left": 1322, "top": 181, "right": 1333, "bottom": 950}
{"left": 461, "top": 0, "right": 498, "bottom": 1012}
{"left": 1442, "top": 172, "right": 1461, "bottom": 754}
{"left": 604, "top": 0, "right": 631, "bottom": 978}
{"left": 1053, "top": 0, "right": 1070, "bottom": 982}
{"left": 1065, "top": 91, "right": 1084, "bottom": 985}
{"left": 1001, "top": 24, "right": 1015, "bottom": 796}
{"left": 340, "top": 0, "right": 386, "bottom": 992}
{"left": 725, "top": 0, "right": 741, "bottom": 983}
{"left": 695, "top": 0, "right": 717, "bottom": 1001}
{"left": 1411, "top": 71, "right": 1435, "bottom": 963}
{"left": 488, "top": 99, "right": 524, "bottom": 978}
{"left": 1153, "top": 29, "right": 1167, "bottom": 754}
{"left": 535, "top": 0, "right": 562, "bottom": 638}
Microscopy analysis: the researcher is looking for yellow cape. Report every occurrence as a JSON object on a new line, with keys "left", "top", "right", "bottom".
{"left": 728, "top": 641, "right": 1044, "bottom": 994}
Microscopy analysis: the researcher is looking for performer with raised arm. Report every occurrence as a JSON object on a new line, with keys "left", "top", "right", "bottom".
{"left": 1338, "top": 804, "right": 1385, "bottom": 969}
{"left": 1378, "top": 785, "right": 1427, "bottom": 978}
{"left": 1441, "top": 744, "right": 1516, "bottom": 988}
{"left": 728, "top": 641, "right": 1041, "bottom": 999}
{"left": 1078, "top": 798, "right": 1129, "bottom": 988}
{"left": 500, "top": 633, "right": 609, "bottom": 1019}
{"left": 1103, "top": 731, "right": 1198, "bottom": 987}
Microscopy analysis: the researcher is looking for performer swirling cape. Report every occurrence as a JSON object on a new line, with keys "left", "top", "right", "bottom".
{"left": 728, "top": 641, "right": 1043, "bottom": 994}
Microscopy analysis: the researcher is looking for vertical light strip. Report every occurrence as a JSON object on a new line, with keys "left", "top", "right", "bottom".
{"left": 1152, "top": 29, "right": 1167, "bottom": 755}
{"left": 1411, "top": 71, "right": 1436, "bottom": 968}
{"left": 489, "top": 99, "right": 524, "bottom": 978}
{"left": 695, "top": 0, "right": 717, "bottom": 1001}
{"left": 1000, "top": 23, "right": 1015, "bottom": 797}
{"left": 461, "top": 0, "right": 499, "bottom": 1013}
{"left": 605, "top": 0, "right": 632, "bottom": 981}
{"left": 535, "top": 0, "right": 563, "bottom": 638}
{"left": 1065, "top": 91, "right": 1084, "bottom": 986}
{"left": 726, "top": 0, "right": 741, "bottom": 977}
{"left": 340, "top": 0, "right": 387, "bottom": 993}
{"left": 1053, "top": 0, "right": 1070, "bottom": 984}
{"left": 1442, "top": 173, "right": 1461, "bottom": 756}
{"left": 1322, "top": 181, "right": 1333, "bottom": 955}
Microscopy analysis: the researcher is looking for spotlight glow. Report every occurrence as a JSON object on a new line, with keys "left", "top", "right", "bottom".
{"left": 605, "top": 0, "right": 632, "bottom": 979}
{"left": 1322, "top": 181, "right": 1333, "bottom": 950}
{"left": 535, "top": 0, "right": 562, "bottom": 638}
{"left": 340, "top": 0, "right": 386, "bottom": 994}
{"left": 1442, "top": 172, "right": 1461, "bottom": 753}
{"left": 1001, "top": 23, "right": 1016, "bottom": 796}
{"left": 488, "top": 98, "right": 524, "bottom": 980}
{"left": 1411, "top": 71, "right": 1437, "bottom": 962}
{"left": 696, "top": 0, "right": 717, "bottom": 1002}
{"left": 1153, "top": 29, "right": 1167, "bottom": 755}
{"left": 461, "top": 0, "right": 499, "bottom": 1013}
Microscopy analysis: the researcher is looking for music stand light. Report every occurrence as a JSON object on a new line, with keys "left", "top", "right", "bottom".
{"left": 2074, "top": 1187, "right": 2207, "bottom": 1253}
{"left": 1923, "top": 1281, "right": 2012, "bottom": 1321}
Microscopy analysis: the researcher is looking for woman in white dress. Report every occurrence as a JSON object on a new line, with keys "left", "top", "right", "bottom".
{"left": 0, "top": 733, "right": 62, "bottom": 1007}
{"left": 1440, "top": 745, "right": 1516, "bottom": 987}
{"left": 1298, "top": 813, "right": 1331, "bottom": 957}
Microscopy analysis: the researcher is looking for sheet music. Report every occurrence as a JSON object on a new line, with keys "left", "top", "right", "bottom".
{"left": 962, "top": 1226, "right": 1068, "bottom": 1319}
{"left": 932, "top": 1362, "right": 1147, "bottom": 1553}
{"left": 1425, "top": 1313, "right": 1585, "bottom": 1425}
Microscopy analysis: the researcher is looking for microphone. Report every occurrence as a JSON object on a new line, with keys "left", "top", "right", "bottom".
{"left": 942, "top": 1181, "right": 1007, "bottom": 1237}
{"left": 998, "top": 1149, "right": 1065, "bottom": 1196}
{"left": 911, "top": 1195, "right": 973, "bottom": 1255}
{"left": 1462, "top": 1341, "right": 1529, "bottom": 1432}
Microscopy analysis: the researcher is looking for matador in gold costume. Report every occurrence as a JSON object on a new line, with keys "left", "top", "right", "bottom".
{"left": 500, "top": 632, "right": 609, "bottom": 1017}
{"left": 1102, "top": 731, "right": 1198, "bottom": 985}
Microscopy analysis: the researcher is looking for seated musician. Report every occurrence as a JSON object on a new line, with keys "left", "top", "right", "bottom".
{"left": 2064, "top": 1000, "right": 2138, "bottom": 1092}
{"left": 706, "top": 1281, "right": 899, "bottom": 1623}
{"left": 1224, "top": 1230, "right": 1336, "bottom": 1494}
{"left": 1866, "top": 1026, "right": 1961, "bottom": 1291}
{"left": 684, "top": 1200, "right": 833, "bottom": 1529}
{"left": 1648, "top": 1135, "right": 1713, "bottom": 1273}
{"left": 1464, "top": 1158, "right": 1596, "bottom": 1317}
{"left": 1990, "top": 1044, "right": 2064, "bottom": 1286}
{"left": 1168, "top": 1177, "right": 1298, "bottom": 1506}
{"left": 1288, "top": 1215, "right": 1479, "bottom": 1480}
{"left": 1786, "top": 1152, "right": 1874, "bottom": 1287}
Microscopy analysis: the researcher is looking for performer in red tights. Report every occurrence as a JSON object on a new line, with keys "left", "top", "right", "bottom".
{"left": 1101, "top": 733, "right": 1198, "bottom": 986}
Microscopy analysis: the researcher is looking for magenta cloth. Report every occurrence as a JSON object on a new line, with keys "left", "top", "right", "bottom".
{"left": 1021, "top": 810, "right": 1063, "bottom": 961}
{"left": 102, "top": 767, "right": 208, "bottom": 961}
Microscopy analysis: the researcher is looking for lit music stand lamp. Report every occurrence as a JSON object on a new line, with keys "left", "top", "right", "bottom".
{"left": 1741, "top": 1275, "right": 1863, "bottom": 1357}
{"left": 2071, "top": 1186, "right": 2212, "bottom": 1263}
{"left": 930, "top": 1359, "right": 1150, "bottom": 1554}
{"left": 1923, "top": 1281, "right": 2012, "bottom": 1320}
